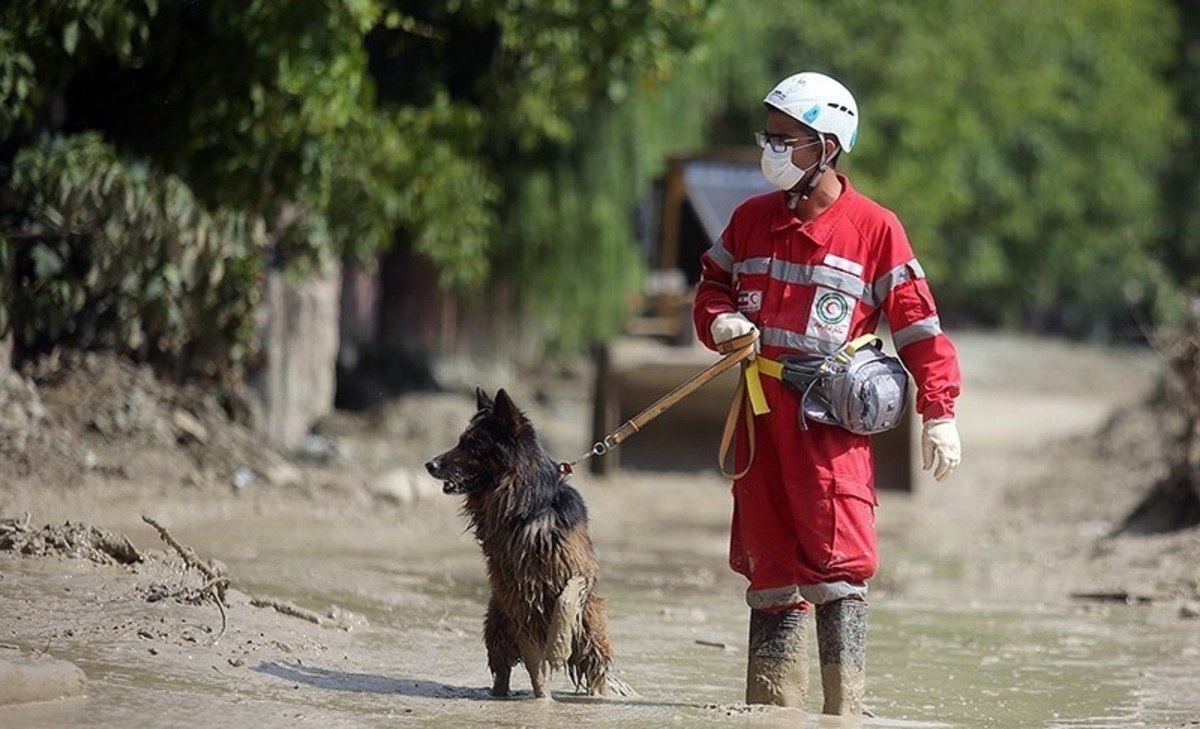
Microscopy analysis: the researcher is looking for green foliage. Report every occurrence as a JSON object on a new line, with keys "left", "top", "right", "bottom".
{"left": 1, "top": 0, "right": 1190, "bottom": 374}
{"left": 147, "top": 1, "right": 377, "bottom": 214}
{"left": 0, "top": 30, "right": 36, "bottom": 139}
{"left": 479, "top": 0, "right": 714, "bottom": 149}
{"left": 6, "top": 134, "right": 267, "bottom": 379}
{"left": 0, "top": 0, "right": 719, "bottom": 362}
{"left": 1158, "top": 0, "right": 1200, "bottom": 302}
{"left": 4, "top": 0, "right": 156, "bottom": 72}
{"left": 773, "top": 0, "right": 1177, "bottom": 335}
{"left": 497, "top": 11, "right": 746, "bottom": 349}
{"left": 2, "top": 0, "right": 386, "bottom": 268}
{"left": 323, "top": 94, "right": 497, "bottom": 289}
{"left": 494, "top": 0, "right": 1179, "bottom": 346}
{"left": 361, "top": 0, "right": 717, "bottom": 330}
{"left": 0, "top": 0, "right": 155, "bottom": 137}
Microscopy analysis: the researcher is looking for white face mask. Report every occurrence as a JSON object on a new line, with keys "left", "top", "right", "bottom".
{"left": 760, "top": 146, "right": 819, "bottom": 191}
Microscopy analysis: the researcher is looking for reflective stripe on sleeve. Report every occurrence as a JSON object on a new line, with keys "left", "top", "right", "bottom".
{"left": 892, "top": 314, "right": 942, "bottom": 350}
{"left": 707, "top": 238, "right": 734, "bottom": 272}
{"left": 733, "top": 257, "right": 771, "bottom": 276}
{"left": 873, "top": 259, "right": 926, "bottom": 307}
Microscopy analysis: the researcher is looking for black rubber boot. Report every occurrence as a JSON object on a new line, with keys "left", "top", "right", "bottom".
{"left": 745, "top": 607, "right": 808, "bottom": 707}
{"left": 816, "top": 597, "right": 868, "bottom": 715}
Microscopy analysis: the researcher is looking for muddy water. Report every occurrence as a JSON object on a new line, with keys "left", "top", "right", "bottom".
{"left": 309, "top": 528, "right": 1197, "bottom": 728}
{"left": 6, "top": 332, "right": 1197, "bottom": 728}
{"left": 12, "top": 484, "right": 1185, "bottom": 729}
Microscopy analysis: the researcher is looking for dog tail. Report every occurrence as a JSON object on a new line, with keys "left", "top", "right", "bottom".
{"left": 602, "top": 673, "right": 638, "bottom": 697}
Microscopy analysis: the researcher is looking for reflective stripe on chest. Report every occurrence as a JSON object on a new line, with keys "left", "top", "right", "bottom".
{"left": 733, "top": 254, "right": 869, "bottom": 351}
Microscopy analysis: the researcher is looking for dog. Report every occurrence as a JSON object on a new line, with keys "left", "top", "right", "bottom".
{"left": 425, "top": 387, "right": 620, "bottom": 699}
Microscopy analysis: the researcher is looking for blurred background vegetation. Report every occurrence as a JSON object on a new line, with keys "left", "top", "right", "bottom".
{"left": 1, "top": 0, "right": 1197, "bottom": 382}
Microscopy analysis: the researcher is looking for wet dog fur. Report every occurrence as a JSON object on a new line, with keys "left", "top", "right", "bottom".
{"left": 425, "top": 388, "right": 615, "bottom": 698}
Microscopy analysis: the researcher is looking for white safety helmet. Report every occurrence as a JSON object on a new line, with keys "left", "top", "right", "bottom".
{"left": 764, "top": 72, "right": 859, "bottom": 154}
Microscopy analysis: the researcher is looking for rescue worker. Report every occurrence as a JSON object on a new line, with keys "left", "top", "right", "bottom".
{"left": 692, "top": 71, "right": 963, "bottom": 716}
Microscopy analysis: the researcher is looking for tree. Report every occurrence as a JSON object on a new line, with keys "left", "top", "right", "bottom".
{"left": 0, "top": 1, "right": 717, "bottom": 372}
{"left": 1157, "top": 0, "right": 1200, "bottom": 309}
{"left": 530, "top": 0, "right": 1181, "bottom": 344}
{"left": 364, "top": 0, "right": 717, "bottom": 349}
{"left": 0, "top": 0, "right": 1187, "bottom": 375}
{"left": 779, "top": 0, "right": 1177, "bottom": 338}
{"left": 1116, "top": 0, "right": 1200, "bottom": 534}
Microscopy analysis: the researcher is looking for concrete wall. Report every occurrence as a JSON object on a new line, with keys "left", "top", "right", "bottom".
{"left": 251, "top": 267, "right": 341, "bottom": 448}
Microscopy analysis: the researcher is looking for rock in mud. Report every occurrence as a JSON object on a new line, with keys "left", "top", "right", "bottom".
{"left": 0, "top": 655, "right": 88, "bottom": 706}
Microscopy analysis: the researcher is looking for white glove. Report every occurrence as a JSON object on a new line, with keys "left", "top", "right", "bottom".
{"left": 710, "top": 312, "right": 760, "bottom": 355}
{"left": 921, "top": 418, "right": 961, "bottom": 482}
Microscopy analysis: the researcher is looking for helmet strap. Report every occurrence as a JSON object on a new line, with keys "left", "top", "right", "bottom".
{"left": 787, "top": 132, "right": 829, "bottom": 209}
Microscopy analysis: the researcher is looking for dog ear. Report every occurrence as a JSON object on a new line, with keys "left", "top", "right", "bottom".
{"left": 475, "top": 386, "right": 494, "bottom": 411}
{"left": 493, "top": 388, "right": 524, "bottom": 432}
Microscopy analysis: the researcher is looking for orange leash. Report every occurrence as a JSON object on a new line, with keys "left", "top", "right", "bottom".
{"left": 560, "top": 330, "right": 762, "bottom": 476}
{"left": 717, "top": 366, "right": 757, "bottom": 480}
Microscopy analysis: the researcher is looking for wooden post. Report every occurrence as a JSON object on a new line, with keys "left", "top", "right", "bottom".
{"left": 658, "top": 159, "right": 687, "bottom": 273}
{"left": 1, "top": 242, "right": 12, "bottom": 370}
{"left": 872, "top": 387, "right": 915, "bottom": 492}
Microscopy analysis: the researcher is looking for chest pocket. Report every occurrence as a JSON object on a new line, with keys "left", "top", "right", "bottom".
{"left": 806, "top": 287, "right": 856, "bottom": 345}
{"left": 773, "top": 257, "right": 872, "bottom": 349}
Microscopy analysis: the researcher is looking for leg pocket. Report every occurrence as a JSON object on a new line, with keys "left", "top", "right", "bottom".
{"left": 825, "top": 477, "right": 878, "bottom": 581}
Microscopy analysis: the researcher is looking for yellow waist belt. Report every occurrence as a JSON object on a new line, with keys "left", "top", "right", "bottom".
{"left": 745, "top": 333, "right": 882, "bottom": 415}
{"left": 722, "top": 334, "right": 884, "bottom": 479}
{"left": 743, "top": 357, "right": 781, "bottom": 416}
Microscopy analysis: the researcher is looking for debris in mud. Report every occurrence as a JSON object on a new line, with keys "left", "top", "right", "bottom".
{"left": 0, "top": 513, "right": 142, "bottom": 565}
{"left": 1069, "top": 589, "right": 1167, "bottom": 605}
{"left": 139, "top": 514, "right": 357, "bottom": 632}
{"left": 141, "top": 514, "right": 229, "bottom": 601}
{"left": 249, "top": 597, "right": 324, "bottom": 626}
{"left": 142, "top": 514, "right": 230, "bottom": 637}
{"left": 702, "top": 702, "right": 770, "bottom": 716}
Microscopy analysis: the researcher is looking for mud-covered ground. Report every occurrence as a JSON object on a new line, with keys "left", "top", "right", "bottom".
{"left": 1, "top": 332, "right": 1199, "bottom": 728}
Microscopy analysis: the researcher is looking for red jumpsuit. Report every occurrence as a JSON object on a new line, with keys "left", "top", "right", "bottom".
{"left": 692, "top": 174, "right": 961, "bottom": 610}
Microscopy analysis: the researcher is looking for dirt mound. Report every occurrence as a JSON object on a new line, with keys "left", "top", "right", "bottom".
{"left": 0, "top": 351, "right": 292, "bottom": 498}
{"left": 0, "top": 514, "right": 142, "bottom": 564}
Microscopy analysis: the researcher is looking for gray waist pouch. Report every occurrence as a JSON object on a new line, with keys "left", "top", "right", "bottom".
{"left": 778, "top": 336, "right": 910, "bottom": 436}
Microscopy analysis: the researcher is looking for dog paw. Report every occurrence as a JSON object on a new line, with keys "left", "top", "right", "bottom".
{"left": 547, "top": 576, "right": 588, "bottom": 667}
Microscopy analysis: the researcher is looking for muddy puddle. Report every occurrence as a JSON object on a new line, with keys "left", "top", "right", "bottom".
{"left": 225, "top": 505, "right": 1200, "bottom": 729}
{"left": 7, "top": 479, "right": 1197, "bottom": 729}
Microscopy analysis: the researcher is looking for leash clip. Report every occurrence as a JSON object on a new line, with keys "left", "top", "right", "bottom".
{"left": 558, "top": 436, "right": 615, "bottom": 477}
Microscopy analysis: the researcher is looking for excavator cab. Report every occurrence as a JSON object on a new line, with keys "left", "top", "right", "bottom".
{"left": 628, "top": 150, "right": 772, "bottom": 344}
